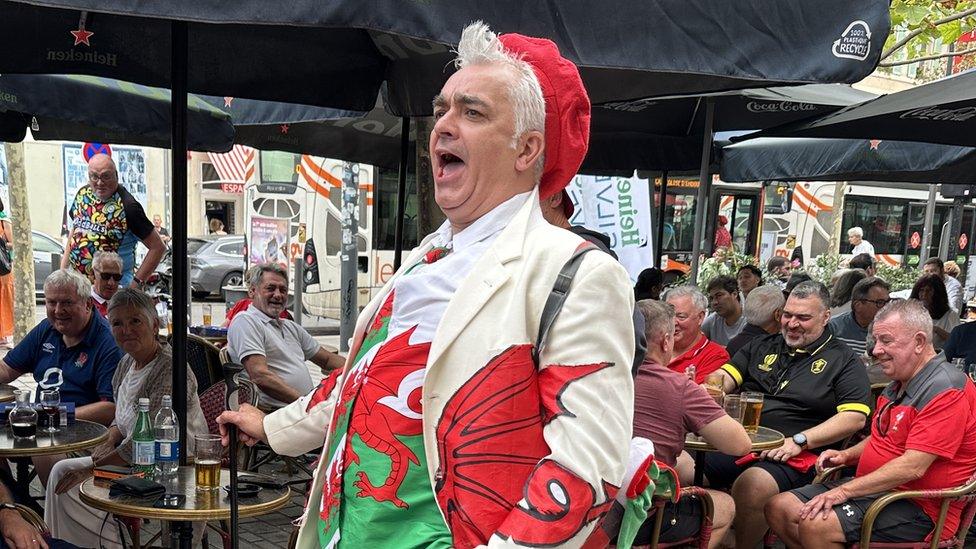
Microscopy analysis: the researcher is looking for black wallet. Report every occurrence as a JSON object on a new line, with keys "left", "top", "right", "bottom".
{"left": 109, "top": 476, "right": 166, "bottom": 499}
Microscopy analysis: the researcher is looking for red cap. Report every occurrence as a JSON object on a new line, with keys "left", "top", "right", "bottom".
{"left": 498, "top": 33, "right": 590, "bottom": 217}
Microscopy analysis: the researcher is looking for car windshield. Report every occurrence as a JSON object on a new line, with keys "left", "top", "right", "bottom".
{"left": 187, "top": 239, "right": 209, "bottom": 255}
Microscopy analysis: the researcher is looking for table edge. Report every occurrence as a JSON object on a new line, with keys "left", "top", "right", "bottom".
{"left": 0, "top": 421, "right": 110, "bottom": 457}
{"left": 79, "top": 485, "right": 292, "bottom": 521}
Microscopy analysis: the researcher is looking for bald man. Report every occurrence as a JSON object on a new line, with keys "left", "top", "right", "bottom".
{"left": 61, "top": 154, "right": 165, "bottom": 287}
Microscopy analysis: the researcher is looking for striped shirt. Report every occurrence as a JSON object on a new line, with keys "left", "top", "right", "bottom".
{"left": 828, "top": 311, "right": 868, "bottom": 356}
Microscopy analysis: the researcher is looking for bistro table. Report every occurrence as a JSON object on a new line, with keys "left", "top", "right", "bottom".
{"left": 80, "top": 466, "right": 291, "bottom": 549}
{"left": 0, "top": 419, "right": 109, "bottom": 505}
{"left": 0, "top": 385, "right": 16, "bottom": 403}
{"left": 685, "top": 426, "right": 785, "bottom": 486}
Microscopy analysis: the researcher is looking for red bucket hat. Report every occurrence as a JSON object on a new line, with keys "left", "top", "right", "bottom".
{"left": 498, "top": 33, "right": 590, "bottom": 217}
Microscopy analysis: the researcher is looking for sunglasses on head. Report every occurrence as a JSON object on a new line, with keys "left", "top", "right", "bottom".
{"left": 98, "top": 272, "right": 122, "bottom": 282}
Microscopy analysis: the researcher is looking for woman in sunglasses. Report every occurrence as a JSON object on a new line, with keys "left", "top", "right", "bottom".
{"left": 90, "top": 251, "right": 123, "bottom": 317}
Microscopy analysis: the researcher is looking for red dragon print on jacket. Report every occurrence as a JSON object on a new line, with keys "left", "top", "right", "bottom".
{"left": 435, "top": 343, "right": 617, "bottom": 548}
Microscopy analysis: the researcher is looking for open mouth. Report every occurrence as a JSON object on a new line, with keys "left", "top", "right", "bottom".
{"left": 436, "top": 151, "right": 465, "bottom": 179}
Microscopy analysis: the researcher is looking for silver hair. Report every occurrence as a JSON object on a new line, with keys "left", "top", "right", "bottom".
{"left": 789, "top": 281, "right": 831, "bottom": 311}
{"left": 248, "top": 263, "right": 288, "bottom": 288}
{"left": 744, "top": 285, "right": 785, "bottom": 326}
{"left": 875, "top": 299, "right": 933, "bottom": 343}
{"left": 636, "top": 299, "right": 675, "bottom": 344}
{"left": 663, "top": 284, "right": 708, "bottom": 314}
{"left": 107, "top": 287, "right": 159, "bottom": 327}
{"left": 847, "top": 226, "right": 864, "bottom": 238}
{"left": 92, "top": 251, "right": 123, "bottom": 272}
{"left": 44, "top": 269, "right": 91, "bottom": 302}
{"left": 455, "top": 22, "right": 546, "bottom": 151}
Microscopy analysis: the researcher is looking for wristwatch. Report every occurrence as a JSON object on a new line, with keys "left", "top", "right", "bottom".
{"left": 132, "top": 276, "right": 144, "bottom": 286}
{"left": 792, "top": 432, "right": 809, "bottom": 449}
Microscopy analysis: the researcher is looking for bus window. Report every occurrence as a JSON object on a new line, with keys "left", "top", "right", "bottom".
{"left": 842, "top": 196, "right": 908, "bottom": 255}
{"left": 658, "top": 191, "right": 697, "bottom": 252}
{"left": 373, "top": 168, "right": 419, "bottom": 251}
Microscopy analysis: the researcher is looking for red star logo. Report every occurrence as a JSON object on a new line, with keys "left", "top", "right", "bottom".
{"left": 223, "top": 97, "right": 234, "bottom": 108}
{"left": 280, "top": 124, "right": 290, "bottom": 134}
{"left": 869, "top": 139, "right": 882, "bottom": 150}
{"left": 70, "top": 28, "right": 94, "bottom": 46}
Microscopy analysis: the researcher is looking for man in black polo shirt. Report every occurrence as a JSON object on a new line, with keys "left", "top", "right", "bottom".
{"left": 708, "top": 281, "right": 872, "bottom": 549}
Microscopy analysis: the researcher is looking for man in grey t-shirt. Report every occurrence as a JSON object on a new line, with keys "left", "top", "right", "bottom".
{"left": 828, "top": 276, "right": 890, "bottom": 357}
{"left": 228, "top": 264, "right": 345, "bottom": 409}
{"left": 702, "top": 275, "right": 746, "bottom": 346}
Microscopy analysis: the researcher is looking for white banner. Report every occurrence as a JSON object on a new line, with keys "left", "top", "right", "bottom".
{"left": 567, "top": 174, "right": 653, "bottom": 282}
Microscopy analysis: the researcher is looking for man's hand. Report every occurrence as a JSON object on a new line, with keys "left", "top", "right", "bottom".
{"left": 55, "top": 467, "right": 94, "bottom": 495}
{"left": 216, "top": 404, "right": 267, "bottom": 447}
{"left": 799, "top": 484, "right": 851, "bottom": 521}
{"left": 761, "top": 438, "right": 803, "bottom": 462}
{"left": 816, "top": 449, "right": 850, "bottom": 473}
{"left": 0, "top": 508, "right": 47, "bottom": 549}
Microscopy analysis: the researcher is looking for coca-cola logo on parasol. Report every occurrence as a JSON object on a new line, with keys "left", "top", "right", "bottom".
{"left": 746, "top": 101, "right": 818, "bottom": 114}
{"left": 899, "top": 106, "right": 976, "bottom": 122}
{"left": 832, "top": 20, "right": 872, "bottom": 62}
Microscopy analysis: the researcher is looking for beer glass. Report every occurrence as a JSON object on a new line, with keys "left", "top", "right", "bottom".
{"left": 704, "top": 372, "right": 725, "bottom": 405}
{"left": 202, "top": 304, "right": 213, "bottom": 327}
{"left": 741, "top": 392, "right": 764, "bottom": 434}
{"left": 724, "top": 394, "right": 744, "bottom": 423}
{"left": 194, "top": 434, "right": 222, "bottom": 491}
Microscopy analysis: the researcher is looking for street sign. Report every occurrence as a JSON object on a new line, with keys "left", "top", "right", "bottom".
{"left": 82, "top": 142, "right": 111, "bottom": 161}
{"left": 910, "top": 231, "right": 921, "bottom": 249}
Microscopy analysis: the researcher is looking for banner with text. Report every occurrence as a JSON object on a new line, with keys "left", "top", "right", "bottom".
{"left": 567, "top": 174, "right": 653, "bottom": 282}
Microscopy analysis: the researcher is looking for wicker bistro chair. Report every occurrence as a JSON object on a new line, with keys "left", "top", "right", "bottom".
{"left": 185, "top": 333, "right": 224, "bottom": 395}
{"left": 641, "top": 486, "right": 716, "bottom": 549}
{"left": 851, "top": 471, "right": 976, "bottom": 549}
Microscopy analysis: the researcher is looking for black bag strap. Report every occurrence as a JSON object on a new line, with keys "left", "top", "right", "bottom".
{"left": 533, "top": 244, "right": 597, "bottom": 366}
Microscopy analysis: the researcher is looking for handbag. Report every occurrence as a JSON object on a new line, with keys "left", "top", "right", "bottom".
{"left": 0, "top": 236, "right": 10, "bottom": 276}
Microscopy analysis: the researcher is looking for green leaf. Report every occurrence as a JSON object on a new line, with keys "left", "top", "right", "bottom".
{"left": 940, "top": 19, "right": 963, "bottom": 43}
{"left": 904, "top": 4, "right": 930, "bottom": 26}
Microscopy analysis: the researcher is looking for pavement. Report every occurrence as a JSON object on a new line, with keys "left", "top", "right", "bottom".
{"left": 0, "top": 300, "right": 342, "bottom": 547}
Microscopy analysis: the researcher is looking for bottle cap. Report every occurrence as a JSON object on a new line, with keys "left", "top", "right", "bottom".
{"left": 139, "top": 397, "right": 150, "bottom": 408}
{"left": 161, "top": 395, "right": 172, "bottom": 406}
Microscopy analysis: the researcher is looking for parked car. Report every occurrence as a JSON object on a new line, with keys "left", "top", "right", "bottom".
{"left": 32, "top": 230, "right": 64, "bottom": 298}
{"left": 189, "top": 235, "right": 245, "bottom": 299}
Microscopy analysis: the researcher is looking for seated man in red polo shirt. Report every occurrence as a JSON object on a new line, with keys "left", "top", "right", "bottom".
{"left": 663, "top": 285, "right": 729, "bottom": 383}
{"left": 766, "top": 299, "right": 976, "bottom": 547}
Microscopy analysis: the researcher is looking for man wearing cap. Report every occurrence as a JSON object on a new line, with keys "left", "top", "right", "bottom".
{"left": 217, "top": 21, "right": 635, "bottom": 549}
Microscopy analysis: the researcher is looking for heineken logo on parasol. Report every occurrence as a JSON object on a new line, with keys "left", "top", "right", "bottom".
{"left": 746, "top": 101, "right": 818, "bottom": 114}
{"left": 832, "top": 20, "right": 872, "bottom": 62}
{"left": 0, "top": 91, "right": 17, "bottom": 105}
{"left": 46, "top": 49, "right": 118, "bottom": 67}
{"left": 899, "top": 106, "right": 976, "bottom": 122}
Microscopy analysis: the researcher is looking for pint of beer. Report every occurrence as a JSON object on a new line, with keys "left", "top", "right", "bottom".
{"left": 741, "top": 392, "right": 764, "bottom": 434}
{"left": 194, "top": 434, "right": 222, "bottom": 491}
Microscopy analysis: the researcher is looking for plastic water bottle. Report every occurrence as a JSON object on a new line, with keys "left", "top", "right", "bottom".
{"left": 154, "top": 395, "right": 180, "bottom": 479}
{"left": 132, "top": 398, "right": 155, "bottom": 476}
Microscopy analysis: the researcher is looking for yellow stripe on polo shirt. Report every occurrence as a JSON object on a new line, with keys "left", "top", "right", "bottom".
{"left": 837, "top": 402, "right": 871, "bottom": 416}
{"left": 721, "top": 363, "right": 742, "bottom": 387}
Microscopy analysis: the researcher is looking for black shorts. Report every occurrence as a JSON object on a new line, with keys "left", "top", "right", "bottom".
{"left": 791, "top": 481, "right": 934, "bottom": 543}
{"left": 702, "top": 452, "right": 816, "bottom": 492}
{"left": 633, "top": 493, "right": 704, "bottom": 544}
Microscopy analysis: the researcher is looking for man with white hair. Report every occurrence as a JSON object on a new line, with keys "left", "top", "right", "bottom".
{"left": 217, "top": 22, "right": 634, "bottom": 548}
{"left": 61, "top": 153, "right": 166, "bottom": 287}
{"left": 90, "top": 251, "right": 123, "bottom": 317}
{"left": 766, "top": 299, "right": 976, "bottom": 547}
{"left": 848, "top": 227, "right": 875, "bottom": 257}
{"left": 726, "top": 285, "right": 785, "bottom": 358}
{"left": 0, "top": 269, "right": 119, "bottom": 425}
{"left": 664, "top": 285, "right": 729, "bottom": 383}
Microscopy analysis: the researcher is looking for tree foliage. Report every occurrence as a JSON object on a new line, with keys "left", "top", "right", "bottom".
{"left": 884, "top": 1, "right": 976, "bottom": 68}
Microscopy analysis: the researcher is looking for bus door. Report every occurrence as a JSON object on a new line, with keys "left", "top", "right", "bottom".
{"left": 708, "top": 186, "right": 761, "bottom": 257}
{"left": 905, "top": 202, "right": 958, "bottom": 268}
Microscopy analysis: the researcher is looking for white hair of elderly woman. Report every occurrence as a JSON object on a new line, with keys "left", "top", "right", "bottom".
{"left": 92, "top": 250, "right": 123, "bottom": 272}
{"left": 107, "top": 287, "right": 161, "bottom": 328}
{"left": 847, "top": 226, "right": 864, "bottom": 238}
{"left": 43, "top": 269, "right": 91, "bottom": 302}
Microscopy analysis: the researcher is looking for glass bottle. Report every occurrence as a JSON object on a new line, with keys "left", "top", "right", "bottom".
{"left": 8, "top": 390, "right": 37, "bottom": 440}
{"left": 132, "top": 398, "right": 155, "bottom": 476}
{"left": 154, "top": 395, "right": 180, "bottom": 479}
